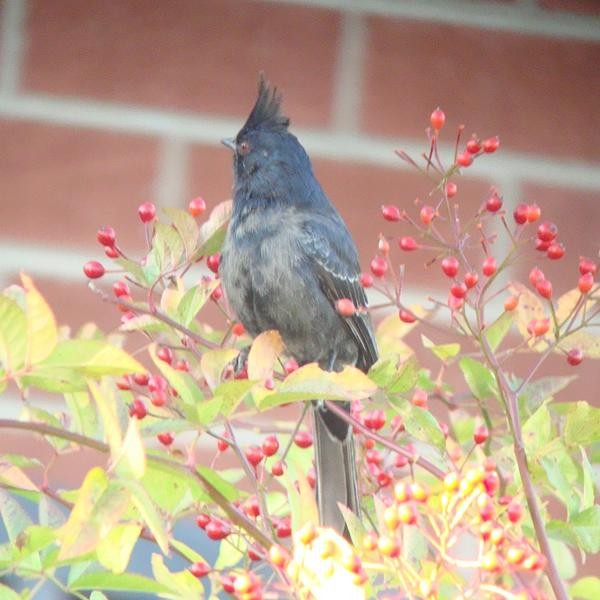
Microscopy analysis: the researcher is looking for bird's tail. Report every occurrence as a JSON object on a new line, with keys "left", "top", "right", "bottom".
{"left": 312, "top": 402, "right": 360, "bottom": 537}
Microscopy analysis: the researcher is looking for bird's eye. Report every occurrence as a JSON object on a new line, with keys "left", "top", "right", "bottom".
{"left": 238, "top": 141, "right": 251, "bottom": 156}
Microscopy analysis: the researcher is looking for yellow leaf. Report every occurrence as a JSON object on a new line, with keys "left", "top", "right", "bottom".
{"left": 509, "top": 282, "right": 550, "bottom": 349}
{"left": 97, "top": 523, "right": 141, "bottom": 574}
{"left": 0, "top": 464, "right": 38, "bottom": 491}
{"left": 21, "top": 273, "right": 58, "bottom": 365}
{"left": 248, "top": 330, "right": 284, "bottom": 380}
{"left": 113, "top": 418, "right": 146, "bottom": 480}
{"left": 555, "top": 288, "right": 598, "bottom": 325}
{"left": 88, "top": 380, "right": 123, "bottom": 455}
{"left": 557, "top": 330, "right": 600, "bottom": 359}
{"left": 376, "top": 306, "right": 425, "bottom": 358}
{"left": 200, "top": 348, "right": 238, "bottom": 390}
{"left": 160, "top": 286, "right": 183, "bottom": 316}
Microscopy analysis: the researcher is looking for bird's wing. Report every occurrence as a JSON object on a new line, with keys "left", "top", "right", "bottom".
{"left": 301, "top": 219, "right": 378, "bottom": 371}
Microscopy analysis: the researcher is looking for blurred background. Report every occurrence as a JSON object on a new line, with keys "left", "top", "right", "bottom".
{"left": 1, "top": 0, "right": 600, "bottom": 594}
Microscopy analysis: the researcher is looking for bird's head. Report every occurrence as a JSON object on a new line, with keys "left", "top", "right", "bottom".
{"left": 223, "top": 76, "right": 313, "bottom": 203}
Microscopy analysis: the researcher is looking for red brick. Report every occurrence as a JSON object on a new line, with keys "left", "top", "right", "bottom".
{"left": 362, "top": 18, "right": 600, "bottom": 161}
{"left": 23, "top": 0, "right": 340, "bottom": 126}
{"left": 540, "top": 0, "right": 600, "bottom": 15}
{"left": 0, "top": 120, "right": 157, "bottom": 249}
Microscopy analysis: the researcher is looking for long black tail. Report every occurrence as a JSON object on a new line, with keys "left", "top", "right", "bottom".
{"left": 312, "top": 401, "right": 360, "bottom": 536}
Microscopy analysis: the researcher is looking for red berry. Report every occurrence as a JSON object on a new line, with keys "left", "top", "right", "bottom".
{"left": 133, "top": 372, "right": 149, "bottom": 386}
{"left": 566, "top": 348, "right": 583, "bottom": 366}
{"left": 113, "top": 280, "right": 130, "bottom": 297}
{"left": 359, "top": 272, "right": 373, "bottom": 288}
{"left": 483, "top": 471, "right": 500, "bottom": 495}
{"left": 486, "top": 193, "right": 502, "bottom": 213}
{"left": 207, "top": 252, "right": 221, "bottom": 274}
{"left": 129, "top": 398, "right": 147, "bottom": 420}
{"left": 283, "top": 358, "right": 299, "bottom": 374}
{"left": 196, "top": 513, "right": 210, "bottom": 529}
{"left": 473, "top": 425, "right": 489, "bottom": 445}
{"left": 232, "top": 322, "right": 245, "bottom": 336}
{"left": 527, "top": 318, "right": 550, "bottom": 337}
{"left": 430, "top": 107, "right": 446, "bottom": 131}
{"left": 245, "top": 445, "right": 264, "bottom": 467}
{"left": 546, "top": 242, "right": 565, "bottom": 260}
{"left": 448, "top": 294, "right": 464, "bottom": 311}
{"left": 150, "top": 391, "right": 167, "bottom": 407}
{"left": 97, "top": 226, "right": 116, "bottom": 247}
{"left": 466, "top": 136, "right": 481, "bottom": 154}
{"left": 157, "top": 432, "right": 174, "bottom": 446}
{"left": 148, "top": 374, "right": 167, "bottom": 393}
{"left": 248, "top": 544, "right": 263, "bottom": 561}
{"left": 513, "top": 203, "right": 528, "bottom": 225}
{"left": 294, "top": 431, "right": 313, "bottom": 448}
{"left": 190, "top": 562, "right": 211, "bottom": 578}
{"left": 381, "top": 204, "right": 402, "bottom": 222}
{"left": 370, "top": 256, "right": 388, "bottom": 278}
{"left": 399, "top": 309, "right": 416, "bottom": 323}
{"left": 377, "top": 471, "right": 392, "bottom": 488}
{"left": 420, "top": 205, "right": 435, "bottom": 225}
{"left": 363, "top": 409, "right": 386, "bottom": 430}
{"left": 535, "top": 238, "right": 551, "bottom": 252}
{"left": 399, "top": 236, "right": 418, "bottom": 251}
{"left": 464, "top": 272, "right": 478, "bottom": 289}
{"left": 507, "top": 501, "right": 523, "bottom": 523}
{"left": 138, "top": 201, "right": 156, "bottom": 223}
{"left": 275, "top": 517, "right": 291, "bottom": 538}
{"left": 188, "top": 197, "right": 206, "bottom": 217}
{"left": 83, "top": 260, "right": 105, "bottom": 279}
{"left": 105, "top": 246, "right": 119, "bottom": 259}
{"left": 504, "top": 295, "right": 519, "bottom": 311}
{"left": 579, "top": 272, "right": 594, "bottom": 294}
{"left": 526, "top": 203, "right": 541, "bottom": 223}
{"left": 445, "top": 182, "right": 457, "bottom": 198}
{"left": 579, "top": 257, "right": 597, "bottom": 276}
{"left": 175, "top": 359, "right": 190, "bottom": 372}
{"left": 411, "top": 389, "right": 428, "bottom": 408}
{"left": 441, "top": 256, "right": 459, "bottom": 278}
{"left": 206, "top": 520, "right": 230, "bottom": 540}
{"left": 536, "top": 278, "right": 552, "bottom": 299}
{"left": 537, "top": 221, "right": 558, "bottom": 242}
{"left": 116, "top": 376, "right": 132, "bottom": 390}
{"left": 335, "top": 298, "right": 356, "bottom": 317}
{"left": 157, "top": 346, "right": 173, "bottom": 365}
{"left": 210, "top": 284, "right": 222, "bottom": 301}
{"left": 456, "top": 152, "right": 473, "bottom": 167}
{"left": 221, "top": 574, "right": 235, "bottom": 593}
{"left": 271, "top": 460, "right": 285, "bottom": 477}
{"left": 482, "top": 136, "right": 500, "bottom": 153}
{"left": 262, "top": 435, "right": 279, "bottom": 457}
{"left": 529, "top": 267, "right": 545, "bottom": 286}
{"left": 243, "top": 495, "right": 260, "bottom": 518}
{"left": 217, "top": 437, "right": 229, "bottom": 452}
{"left": 365, "top": 448, "right": 383, "bottom": 465}
{"left": 482, "top": 256, "right": 497, "bottom": 277}
{"left": 450, "top": 282, "right": 467, "bottom": 299}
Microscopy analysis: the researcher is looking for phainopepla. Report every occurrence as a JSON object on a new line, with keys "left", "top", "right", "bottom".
{"left": 220, "top": 77, "right": 378, "bottom": 534}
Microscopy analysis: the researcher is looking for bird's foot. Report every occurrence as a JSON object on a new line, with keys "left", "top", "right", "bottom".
{"left": 223, "top": 345, "right": 250, "bottom": 380}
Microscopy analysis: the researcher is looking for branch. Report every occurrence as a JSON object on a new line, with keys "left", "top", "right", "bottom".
{"left": 323, "top": 401, "right": 446, "bottom": 480}
{"left": 0, "top": 419, "right": 273, "bottom": 550}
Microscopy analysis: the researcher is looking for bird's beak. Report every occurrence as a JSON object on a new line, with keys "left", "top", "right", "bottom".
{"left": 221, "top": 137, "right": 236, "bottom": 152}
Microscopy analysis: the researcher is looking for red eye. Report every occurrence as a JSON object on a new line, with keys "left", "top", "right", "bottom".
{"left": 238, "top": 141, "right": 251, "bottom": 156}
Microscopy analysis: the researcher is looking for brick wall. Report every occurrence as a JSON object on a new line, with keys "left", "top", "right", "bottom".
{"left": 1, "top": 0, "right": 599, "bottom": 579}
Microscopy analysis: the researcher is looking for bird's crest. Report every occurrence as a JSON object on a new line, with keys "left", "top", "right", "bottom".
{"left": 241, "top": 75, "right": 290, "bottom": 133}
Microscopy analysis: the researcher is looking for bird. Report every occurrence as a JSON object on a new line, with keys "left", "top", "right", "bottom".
{"left": 219, "top": 76, "right": 378, "bottom": 535}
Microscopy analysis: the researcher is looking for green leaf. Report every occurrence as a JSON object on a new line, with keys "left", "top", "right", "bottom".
{"left": 391, "top": 398, "right": 445, "bottom": 450}
{"left": 522, "top": 403, "right": 553, "bottom": 456}
{"left": 538, "top": 441, "right": 579, "bottom": 515}
{"left": 549, "top": 537, "right": 576, "bottom": 580}
{"left": 20, "top": 367, "right": 87, "bottom": 392}
{"left": 564, "top": 401, "right": 600, "bottom": 446}
{"left": 0, "top": 295, "right": 27, "bottom": 372}
{"left": 195, "top": 396, "right": 223, "bottom": 425}
{"left": 215, "top": 536, "right": 246, "bottom": 570}
{"left": 338, "top": 504, "right": 367, "bottom": 548}
{"left": 193, "top": 200, "right": 231, "bottom": 258}
{"left": 196, "top": 465, "right": 240, "bottom": 502}
{"left": 580, "top": 448, "right": 595, "bottom": 512}
{"left": 152, "top": 553, "right": 205, "bottom": 597}
{"left": 570, "top": 505, "right": 600, "bottom": 553}
{"left": 149, "top": 344, "right": 203, "bottom": 407}
{"left": 88, "top": 380, "right": 123, "bottom": 456}
{"left": 97, "top": 523, "right": 141, "bottom": 573}
{"left": 212, "top": 380, "right": 256, "bottom": 417}
{"left": 123, "top": 481, "right": 169, "bottom": 555}
{"left": 65, "top": 391, "right": 99, "bottom": 438}
{"left": 369, "top": 355, "right": 419, "bottom": 394}
{"left": 200, "top": 348, "right": 238, "bottom": 391}
{"left": 169, "top": 539, "right": 206, "bottom": 564}
{"left": 70, "top": 571, "right": 172, "bottom": 594}
{"left": 176, "top": 279, "right": 220, "bottom": 327}
{"left": 0, "top": 488, "right": 33, "bottom": 542}
{"left": 571, "top": 576, "right": 600, "bottom": 599}
{"left": 0, "top": 583, "right": 21, "bottom": 600}
{"left": 421, "top": 335, "right": 460, "bottom": 362}
{"left": 116, "top": 257, "right": 149, "bottom": 286}
{"left": 16, "top": 525, "right": 56, "bottom": 556}
{"left": 153, "top": 222, "right": 185, "bottom": 272}
{"left": 459, "top": 357, "right": 498, "bottom": 400}
{"left": 90, "top": 592, "right": 110, "bottom": 600}
{"left": 21, "top": 273, "right": 58, "bottom": 365}
{"left": 162, "top": 207, "right": 199, "bottom": 259}
{"left": 36, "top": 339, "right": 145, "bottom": 377}
{"left": 39, "top": 494, "right": 67, "bottom": 528}
{"left": 519, "top": 375, "right": 577, "bottom": 416}
{"left": 484, "top": 310, "right": 513, "bottom": 352}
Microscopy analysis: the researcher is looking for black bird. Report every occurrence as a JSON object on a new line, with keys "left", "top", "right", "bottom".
{"left": 220, "top": 77, "right": 378, "bottom": 534}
